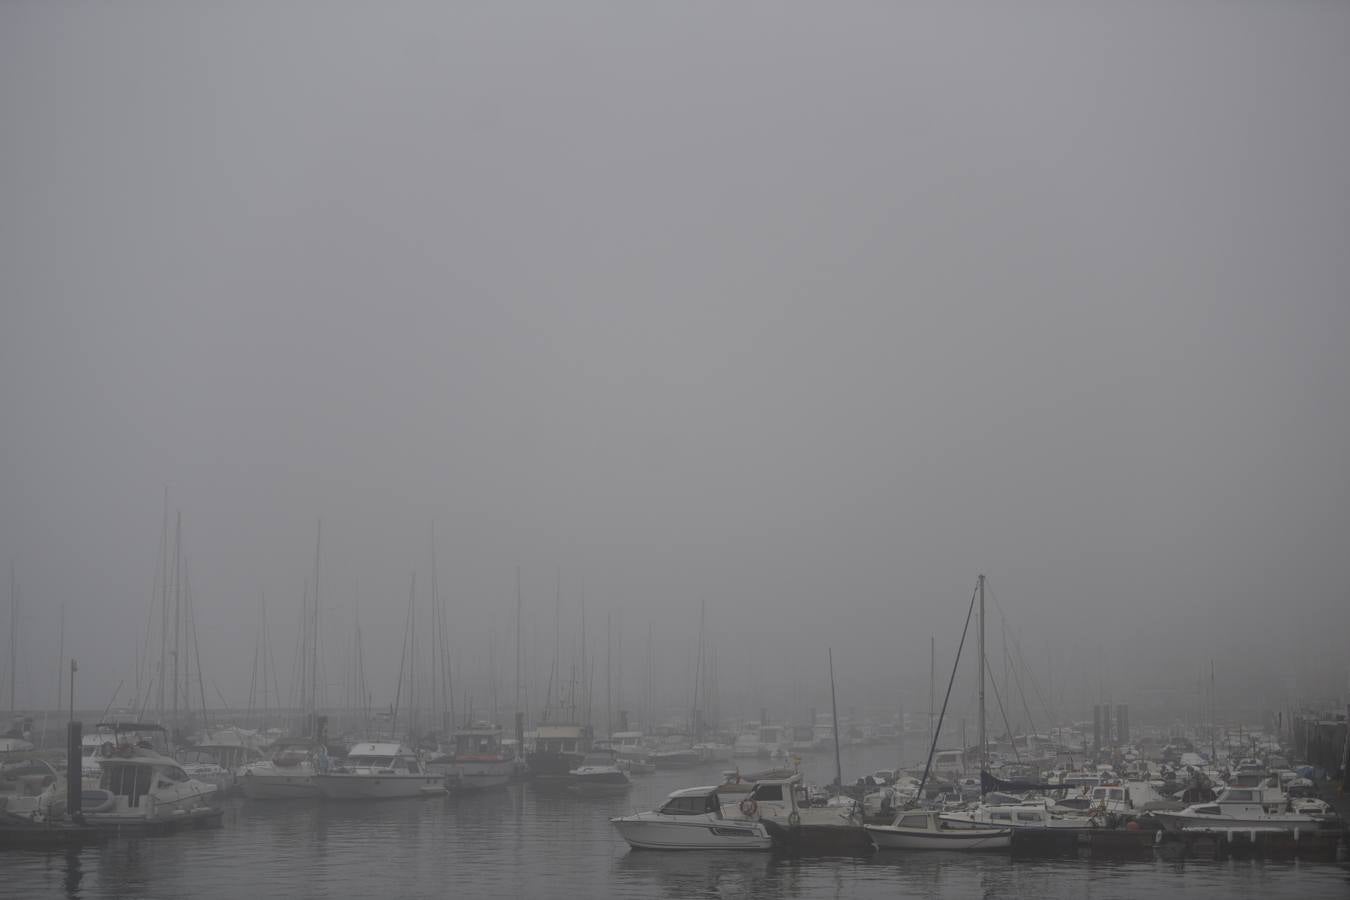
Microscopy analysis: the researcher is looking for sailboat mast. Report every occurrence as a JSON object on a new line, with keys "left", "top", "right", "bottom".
{"left": 311, "top": 521, "right": 321, "bottom": 735}
{"left": 157, "top": 489, "right": 168, "bottom": 722}
{"left": 514, "top": 567, "right": 523, "bottom": 727}
{"left": 172, "top": 511, "right": 182, "bottom": 737}
{"left": 928, "top": 635, "right": 935, "bottom": 754}
{"left": 828, "top": 648, "right": 843, "bottom": 790}
{"left": 8, "top": 563, "right": 16, "bottom": 716}
{"left": 977, "top": 573, "right": 986, "bottom": 776}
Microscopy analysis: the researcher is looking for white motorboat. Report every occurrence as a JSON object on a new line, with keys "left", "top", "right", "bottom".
{"left": 940, "top": 798, "right": 1093, "bottom": 832}
{"left": 866, "top": 809, "right": 1011, "bottom": 850}
{"left": 611, "top": 785, "right": 773, "bottom": 850}
{"left": 0, "top": 753, "right": 66, "bottom": 823}
{"left": 239, "top": 739, "right": 321, "bottom": 800}
{"left": 82, "top": 747, "right": 219, "bottom": 826}
{"left": 1150, "top": 784, "right": 1327, "bottom": 832}
{"left": 177, "top": 745, "right": 257, "bottom": 794}
{"left": 315, "top": 741, "right": 446, "bottom": 800}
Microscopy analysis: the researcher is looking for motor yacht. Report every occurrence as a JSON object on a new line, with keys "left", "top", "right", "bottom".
{"left": 611, "top": 785, "right": 772, "bottom": 850}
{"left": 315, "top": 741, "right": 446, "bottom": 800}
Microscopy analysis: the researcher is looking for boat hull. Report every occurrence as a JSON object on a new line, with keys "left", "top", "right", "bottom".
{"left": 611, "top": 817, "right": 772, "bottom": 851}
{"left": 454, "top": 758, "right": 515, "bottom": 792}
{"left": 865, "top": 824, "right": 1011, "bottom": 850}
{"left": 239, "top": 772, "right": 320, "bottom": 800}
{"left": 315, "top": 773, "right": 446, "bottom": 800}
{"left": 1150, "top": 812, "right": 1323, "bottom": 833}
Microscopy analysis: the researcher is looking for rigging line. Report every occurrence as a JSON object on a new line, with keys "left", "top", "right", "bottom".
{"left": 987, "top": 576, "right": 1057, "bottom": 738}
{"left": 912, "top": 580, "right": 980, "bottom": 807}
{"left": 983, "top": 577, "right": 1046, "bottom": 739}
{"left": 1005, "top": 636, "right": 1040, "bottom": 743}
{"left": 983, "top": 650, "right": 1022, "bottom": 765}
{"left": 1013, "top": 634, "right": 1057, "bottom": 737}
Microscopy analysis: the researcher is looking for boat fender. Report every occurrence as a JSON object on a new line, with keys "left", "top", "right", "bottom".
{"left": 788, "top": 811, "right": 801, "bottom": 826}
{"left": 739, "top": 798, "right": 757, "bottom": 817}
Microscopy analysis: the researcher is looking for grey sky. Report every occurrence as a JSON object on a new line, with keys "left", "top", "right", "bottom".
{"left": 2, "top": 2, "right": 1347, "bottom": 725}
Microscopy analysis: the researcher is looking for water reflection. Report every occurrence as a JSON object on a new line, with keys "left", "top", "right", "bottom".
{"left": 60, "top": 848, "right": 82, "bottom": 899}
{"left": 613, "top": 849, "right": 776, "bottom": 899}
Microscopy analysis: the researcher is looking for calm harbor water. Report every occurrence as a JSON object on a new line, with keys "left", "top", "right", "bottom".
{"left": 2, "top": 744, "right": 1347, "bottom": 899}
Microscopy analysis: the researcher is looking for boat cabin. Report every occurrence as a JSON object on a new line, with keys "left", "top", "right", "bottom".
{"left": 610, "top": 732, "right": 645, "bottom": 753}
{"left": 931, "top": 749, "right": 965, "bottom": 776}
{"left": 659, "top": 786, "right": 724, "bottom": 817}
{"left": 453, "top": 724, "right": 505, "bottom": 759}
{"left": 534, "top": 725, "right": 587, "bottom": 756}
{"left": 342, "top": 742, "right": 423, "bottom": 773}
{"left": 98, "top": 752, "right": 196, "bottom": 807}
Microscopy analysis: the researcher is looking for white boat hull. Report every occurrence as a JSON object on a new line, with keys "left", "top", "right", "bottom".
{"left": 865, "top": 824, "right": 1011, "bottom": 850}
{"left": 1151, "top": 811, "right": 1322, "bottom": 833}
{"left": 239, "top": 771, "right": 319, "bottom": 800}
{"left": 612, "top": 817, "right": 772, "bottom": 850}
{"left": 316, "top": 773, "right": 446, "bottom": 800}
{"left": 453, "top": 759, "right": 515, "bottom": 792}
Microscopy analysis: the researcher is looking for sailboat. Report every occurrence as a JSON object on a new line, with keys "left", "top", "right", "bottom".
{"left": 240, "top": 525, "right": 325, "bottom": 800}
{"left": 527, "top": 576, "right": 590, "bottom": 780}
{"left": 866, "top": 575, "right": 1012, "bottom": 851}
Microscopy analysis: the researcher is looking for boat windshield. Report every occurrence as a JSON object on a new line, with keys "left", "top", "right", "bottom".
{"left": 659, "top": 794, "right": 719, "bottom": 816}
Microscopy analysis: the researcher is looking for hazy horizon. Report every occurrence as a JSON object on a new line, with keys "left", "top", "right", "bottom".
{"left": 3, "top": 1, "right": 1348, "bottom": 735}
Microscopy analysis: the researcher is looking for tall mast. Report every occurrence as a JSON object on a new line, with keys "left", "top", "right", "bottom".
{"left": 157, "top": 489, "right": 168, "bottom": 722}
{"left": 172, "top": 511, "right": 182, "bottom": 736}
{"left": 928, "top": 634, "right": 935, "bottom": 754}
{"left": 828, "top": 648, "right": 843, "bottom": 790}
{"left": 579, "top": 577, "right": 587, "bottom": 727}
{"left": 977, "top": 573, "right": 986, "bottom": 776}
{"left": 605, "top": 613, "right": 612, "bottom": 739}
{"left": 8, "top": 563, "right": 16, "bottom": 716}
{"left": 311, "top": 521, "right": 321, "bottom": 731}
{"left": 514, "top": 567, "right": 522, "bottom": 727}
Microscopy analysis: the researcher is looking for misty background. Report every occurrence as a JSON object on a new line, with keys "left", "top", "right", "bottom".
{"left": 2, "top": 2, "right": 1347, "bottom": 739}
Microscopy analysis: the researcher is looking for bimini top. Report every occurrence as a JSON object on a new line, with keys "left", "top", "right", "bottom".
{"left": 666, "top": 784, "right": 723, "bottom": 799}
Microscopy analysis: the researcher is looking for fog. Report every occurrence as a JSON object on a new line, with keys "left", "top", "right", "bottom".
{"left": 2, "top": 2, "right": 1347, "bottom": 738}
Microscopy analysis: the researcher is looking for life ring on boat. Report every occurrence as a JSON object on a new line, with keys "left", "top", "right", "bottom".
{"left": 788, "top": 811, "right": 801, "bottom": 827}
{"left": 739, "top": 798, "right": 758, "bottom": 817}
{"left": 100, "top": 742, "right": 115, "bottom": 758}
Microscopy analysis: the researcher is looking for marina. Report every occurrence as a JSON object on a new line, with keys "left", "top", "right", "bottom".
{"left": 1, "top": 734, "right": 1346, "bottom": 898}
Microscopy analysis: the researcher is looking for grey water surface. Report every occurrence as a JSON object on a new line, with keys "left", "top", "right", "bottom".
{"left": 3, "top": 744, "right": 1346, "bottom": 899}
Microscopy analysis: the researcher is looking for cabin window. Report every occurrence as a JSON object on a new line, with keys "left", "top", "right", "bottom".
{"left": 991, "top": 812, "right": 1012, "bottom": 821}
{"left": 563, "top": 741, "right": 576, "bottom": 753}
{"left": 1016, "top": 812, "right": 1041, "bottom": 822}
{"left": 1225, "top": 790, "right": 1255, "bottom": 802}
{"left": 659, "top": 796, "right": 707, "bottom": 816}
{"left": 752, "top": 785, "right": 784, "bottom": 802}
{"left": 1195, "top": 806, "right": 1220, "bottom": 815}
{"left": 899, "top": 815, "right": 929, "bottom": 828}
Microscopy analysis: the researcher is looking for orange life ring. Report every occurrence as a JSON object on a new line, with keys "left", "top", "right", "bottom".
{"left": 739, "top": 798, "right": 758, "bottom": 817}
